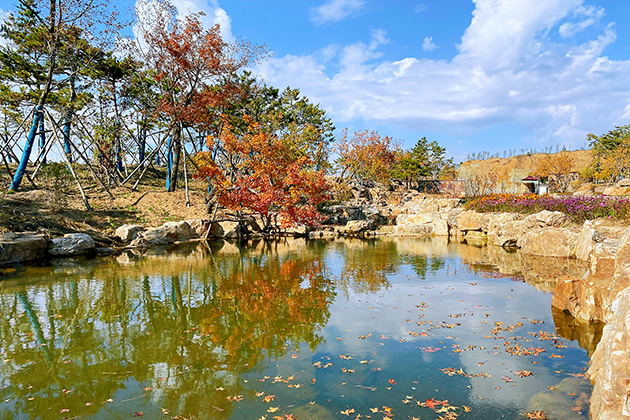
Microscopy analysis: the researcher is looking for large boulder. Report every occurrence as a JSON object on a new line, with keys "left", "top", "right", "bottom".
{"left": 130, "top": 221, "right": 198, "bottom": 247}
{"left": 114, "top": 224, "right": 144, "bottom": 243}
{"left": 185, "top": 219, "right": 212, "bottom": 237}
{"left": 603, "top": 186, "right": 630, "bottom": 196}
{"left": 205, "top": 221, "right": 241, "bottom": 239}
{"left": 0, "top": 232, "right": 48, "bottom": 265}
{"left": 552, "top": 276, "right": 607, "bottom": 322}
{"left": 574, "top": 220, "right": 596, "bottom": 261}
{"left": 588, "top": 287, "right": 630, "bottom": 420}
{"left": 47, "top": 233, "right": 96, "bottom": 256}
{"left": 485, "top": 213, "right": 524, "bottom": 247}
{"left": 343, "top": 220, "right": 373, "bottom": 234}
{"left": 520, "top": 227, "right": 577, "bottom": 258}
{"left": 524, "top": 210, "right": 567, "bottom": 228}
{"left": 551, "top": 233, "right": 624, "bottom": 323}
{"left": 456, "top": 211, "right": 485, "bottom": 232}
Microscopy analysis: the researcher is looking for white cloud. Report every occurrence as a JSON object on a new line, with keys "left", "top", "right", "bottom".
{"left": 254, "top": 0, "right": 630, "bottom": 150}
{"left": 559, "top": 5, "right": 605, "bottom": 38}
{"left": 171, "top": 0, "right": 234, "bottom": 42}
{"left": 422, "top": 36, "right": 437, "bottom": 51}
{"left": 414, "top": 4, "right": 428, "bottom": 14}
{"left": 311, "top": 0, "right": 367, "bottom": 25}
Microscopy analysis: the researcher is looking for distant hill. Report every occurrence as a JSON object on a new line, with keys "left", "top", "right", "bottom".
{"left": 457, "top": 149, "right": 592, "bottom": 193}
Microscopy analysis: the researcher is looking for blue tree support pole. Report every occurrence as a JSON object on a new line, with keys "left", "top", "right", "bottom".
{"left": 165, "top": 136, "right": 173, "bottom": 191}
{"left": 9, "top": 105, "right": 43, "bottom": 192}
{"left": 38, "top": 116, "right": 46, "bottom": 165}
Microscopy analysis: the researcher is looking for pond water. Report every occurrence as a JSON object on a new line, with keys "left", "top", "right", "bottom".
{"left": 0, "top": 237, "right": 600, "bottom": 420}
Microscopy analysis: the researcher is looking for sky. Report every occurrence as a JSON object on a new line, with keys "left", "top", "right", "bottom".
{"left": 3, "top": 0, "right": 630, "bottom": 162}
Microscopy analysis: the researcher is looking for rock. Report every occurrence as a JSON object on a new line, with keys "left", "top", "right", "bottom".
{"left": 485, "top": 213, "right": 523, "bottom": 247}
{"left": 48, "top": 233, "right": 96, "bottom": 256}
{"left": 552, "top": 276, "right": 606, "bottom": 322}
{"left": 309, "top": 230, "right": 338, "bottom": 239}
{"left": 114, "top": 224, "right": 145, "bottom": 243}
{"left": 552, "top": 232, "right": 625, "bottom": 323}
{"left": 344, "top": 206, "right": 364, "bottom": 221}
{"left": 351, "top": 185, "right": 372, "bottom": 201}
{"left": 432, "top": 219, "right": 450, "bottom": 236}
{"left": 0, "top": 232, "right": 48, "bottom": 265}
{"left": 205, "top": 221, "right": 240, "bottom": 239}
{"left": 524, "top": 210, "right": 567, "bottom": 228}
{"left": 456, "top": 211, "right": 485, "bottom": 232}
{"left": 463, "top": 230, "right": 487, "bottom": 244}
{"left": 185, "top": 219, "right": 212, "bottom": 237}
{"left": 284, "top": 225, "right": 308, "bottom": 236}
{"left": 618, "top": 179, "right": 630, "bottom": 187}
{"left": 396, "top": 213, "right": 434, "bottom": 226}
{"left": 343, "top": 220, "right": 372, "bottom": 234}
{"left": 130, "top": 221, "right": 198, "bottom": 247}
{"left": 520, "top": 227, "right": 577, "bottom": 258}
{"left": 602, "top": 186, "right": 630, "bottom": 196}
{"left": 588, "top": 287, "right": 630, "bottom": 420}
{"left": 609, "top": 229, "right": 630, "bottom": 308}
{"left": 363, "top": 206, "right": 385, "bottom": 224}
{"left": 574, "top": 183, "right": 595, "bottom": 196}
{"left": 575, "top": 220, "right": 595, "bottom": 261}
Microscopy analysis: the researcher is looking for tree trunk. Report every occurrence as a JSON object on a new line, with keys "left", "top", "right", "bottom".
{"left": 8, "top": 0, "right": 58, "bottom": 192}
{"left": 62, "top": 74, "right": 77, "bottom": 163}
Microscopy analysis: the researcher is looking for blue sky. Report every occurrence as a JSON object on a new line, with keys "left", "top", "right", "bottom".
{"left": 3, "top": 0, "right": 630, "bottom": 162}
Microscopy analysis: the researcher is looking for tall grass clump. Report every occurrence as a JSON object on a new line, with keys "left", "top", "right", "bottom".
{"left": 464, "top": 194, "right": 630, "bottom": 224}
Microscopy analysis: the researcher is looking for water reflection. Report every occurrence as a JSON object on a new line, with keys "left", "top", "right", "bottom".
{"left": 0, "top": 238, "right": 596, "bottom": 419}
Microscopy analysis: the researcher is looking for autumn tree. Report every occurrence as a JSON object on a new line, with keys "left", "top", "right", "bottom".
{"left": 582, "top": 125, "right": 630, "bottom": 183}
{"left": 194, "top": 116, "right": 329, "bottom": 232}
{"left": 132, "top": 0, "right": 264, "bottom": 191}
{"left": 216, "top": 75, "right": 335, "bottom": 170}
{"left": 335, "top": 129, "right": 397, "bottom": 183}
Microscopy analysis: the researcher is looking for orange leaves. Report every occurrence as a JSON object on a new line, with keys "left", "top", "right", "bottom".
{"left": 335, "top": 128, "right": 398, "bottom": 183}
{"left": 195, "top": 117, "right": 329, "bottom": 229}
{"left": 525, "top": 410, "right": 549, "bottom": 419}
{"left": 138, "top": 0, "right": 265, "bottom": 129}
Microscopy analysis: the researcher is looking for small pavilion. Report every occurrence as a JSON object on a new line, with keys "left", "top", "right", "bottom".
{"left": 521, "top": 176, "right": 548, "bottom": 194}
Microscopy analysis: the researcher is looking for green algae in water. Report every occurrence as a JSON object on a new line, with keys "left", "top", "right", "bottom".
{"left": 0, "top": 238, "right": 595, "bottom": 419}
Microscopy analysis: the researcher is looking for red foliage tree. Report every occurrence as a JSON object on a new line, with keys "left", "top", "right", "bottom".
{"left": 194, "top": 116, "right": 329, "bottom": 231}
{"left": 133, "top": 0, "right": 265, "bottom": 190}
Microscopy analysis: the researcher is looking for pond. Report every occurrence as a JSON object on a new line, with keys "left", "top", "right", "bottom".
{"left": 0, "top": 237, "right": 600, "bottom": 420}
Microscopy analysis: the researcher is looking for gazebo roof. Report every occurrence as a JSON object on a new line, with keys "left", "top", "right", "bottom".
{"left": 522, "top": 176, "right": 539, "bottom": 181}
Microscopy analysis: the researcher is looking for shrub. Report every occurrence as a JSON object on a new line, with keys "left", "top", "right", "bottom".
{"left": 464, "top": 193, "right": 630, "bottom": 223}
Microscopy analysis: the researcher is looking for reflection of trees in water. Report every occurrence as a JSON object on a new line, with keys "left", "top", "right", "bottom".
{"left": 334, "top": 239, "right": 447, "bottom": 296}
{"left": 0, "top": 240, "right": 335, "bottom": 419}
{"left": 336, "top": 239, "right": 397, "bottom": 295}
{"left": 400, "top": 254, "right": 446, "bottom": 279}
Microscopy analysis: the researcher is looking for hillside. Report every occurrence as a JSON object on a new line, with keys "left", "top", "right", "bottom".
{"left": 457, "top": 149, "right": 592, "bottom": 192}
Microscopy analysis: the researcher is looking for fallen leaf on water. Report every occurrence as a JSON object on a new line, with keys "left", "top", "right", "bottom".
{"left": 525, "top": 410, "right": 549, "bottom": 419}
{"left": 267, "top": 407, "right": 279, "bottom": 413}
{"left": 340, "top": 408, "right": 355, "bottom": 416}
{"left": 263, "top": 394, "right": 275, "bottom": 403}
